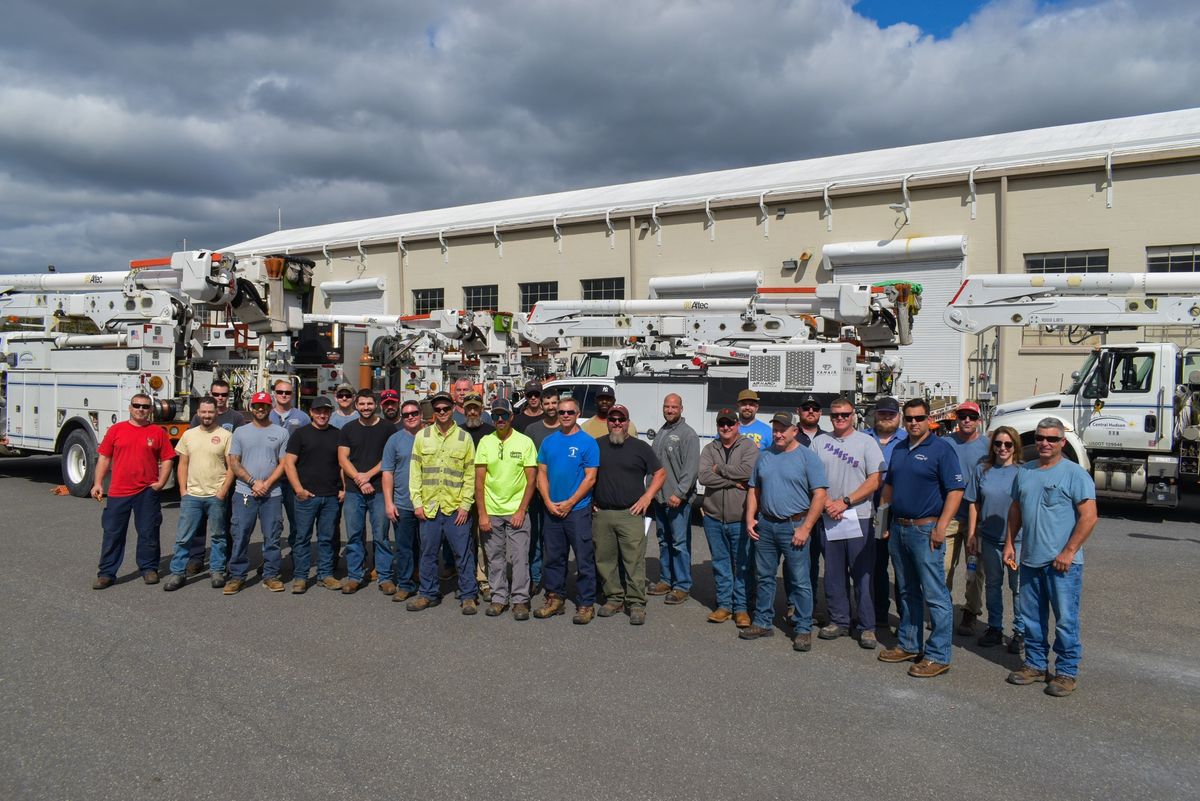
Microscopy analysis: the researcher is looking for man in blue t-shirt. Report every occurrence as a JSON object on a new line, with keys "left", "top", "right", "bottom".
{"left": 736, "top": 389, "right": 772, "bottom": 451}
{"left": 1004, "top": 418, "right": 1097, "bottom": 698}
{"left": 878, "top": 398, "right": 965, "bottom": 678}
{"left": 534, "top": 396, "right": 600, "bottom": 624}
{"left": 382, "top": 398, "right": 424, "bottom": 602}
{"left": 269, "top": 378, "right": 311, "bottom": 553}
{"left": 741, "top": 412, "right": 828, "bottom": 650}
{"left": 946, "top": 400, "right": 991, "bottom": 636}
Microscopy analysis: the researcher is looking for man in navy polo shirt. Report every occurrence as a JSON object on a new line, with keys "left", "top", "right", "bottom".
{"left": 877, "top": 397, "right": 965, "bottom": 678}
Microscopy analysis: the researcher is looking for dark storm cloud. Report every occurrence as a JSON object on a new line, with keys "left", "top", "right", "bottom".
{"left": 1, "top": 0, "right": 1198, "bottom": 273}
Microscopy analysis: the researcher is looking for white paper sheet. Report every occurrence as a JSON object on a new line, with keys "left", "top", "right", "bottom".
{"left": 823, "top": 505, "right": 864, "bottom": 541}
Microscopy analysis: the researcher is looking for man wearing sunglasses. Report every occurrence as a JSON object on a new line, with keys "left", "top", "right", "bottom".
{"left": 407, "top": 391, "right": 480, "bottom": 614}
{"left": 474, "top": 398, "right": 539, "bottom": 619}
{"left": 865, "top": 397, "right": 906, "bottom": 632}
{"left": 330, "top": 382, "right": 358, "bottom": 430}
{"left": 91, "top": 394, "right": 176, "bottom": 589}
{"left": 877, "top": 398, "right": 965, "bottom": 677}
{"left": 269, "top": 379, "right": 311, "bottom": 556}
{"left": 946, "top": 400, "right": 991, "bottom": 636}
{"left": 382, "top": 399, "right": 426, "bottom": 603}
{"left": 512, "top": 380, "right": 545, "bottom": 433}
{"left": 796, "top": 395, "right": 829, "bottom": 615}
{"left": 523, "top": 387, "right": 561, "bottom": 595}
{"left": 225, "top": 392, "right": 289, "bottom": 595}
{"left": 811, "top": 397, "right": 886, "bottom": 649}
{"left": 1004, "top": 419, "right": 1097, "bottom": 697}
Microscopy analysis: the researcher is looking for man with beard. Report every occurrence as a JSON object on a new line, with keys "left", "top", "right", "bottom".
{"left": 383, "top": 398, "right": 425, "bottom": 602}
{"left": 592, "top": 404, "right": 665, "bottom": 625}
{"left": 523, "top": 387, "right": 561, "bottom": 595}
{"left": 736, "top": 389, "right": 771, "bottom": 451}
{"left": 865, "top": 397, "right": 906, "bottom": 631}
{"left": 461, "top": 392, "right": 496, "bottom": 599}
{"left": 338, "top": 388, "right": 396, "bottom": 594}
{"left": 182, "top": 379, "right": 245, "bottom": 577}
{"left": 379, "top": 389, "right": 403, "bottom": 425}
{"left": 648, "top": 394, "right": 699, "bottom": 605}
{"left": 474, "top": 399, "right": 538, "bottom": 619}
{"left": 452, "top": 377, "right": 492, "bottom": 426}
{"left": 224, "top": 392, "right": 289, "bottom": 595}
{"left": 581, "top": 385, "right": 637, "bottom": 438}
{"left": 512, "top": 380, "right": 545, "bottom": 433}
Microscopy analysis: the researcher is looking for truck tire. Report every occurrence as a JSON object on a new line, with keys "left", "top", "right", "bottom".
{"left": 61, "top": 429, "right": 97, "bottom": 498}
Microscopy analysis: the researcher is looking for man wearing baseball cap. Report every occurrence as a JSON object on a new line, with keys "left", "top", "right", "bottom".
{"left": 865, "top": 396, "right": 906, "bottom": 631}
{"left": 224, "top": 391, "right": 289, "bottom": 595}
{"left": 512, "top": 380, "right": 545, "bottom": 433}
{"left": 331, "top": 382, "right": 358, "bottom": 430}
{"left": 581, "top": 385, "right": 638, "bottom": 438}
{"left": 379, "top": 389, "right": 403, "bottom": 424}
{"left": 282, "top": 396, "right": 344, "bottom": 593}
{"left": 736, "top": 389, "right": 771, "bottom": 451}
{"left": 947, "top": 400, "right": 990, "bottom": 636}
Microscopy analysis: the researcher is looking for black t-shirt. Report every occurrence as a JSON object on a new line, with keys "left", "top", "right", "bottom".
{"left": 594, "top": 437, "right": 661, "bottom": 509}
{"left": 286, "top": 424, "right": 342, "bottom": 496}
{"left": 464, "top": 421, "right": 495, "bottom": 446}
{"left": 338, "top": 418, "right": 397, "bottom": 494}
{"left": 512, "top": 411, "right": 544, "bottom": 433}
{"left": 526, "top": 421, "right": 560, "bottom": 452}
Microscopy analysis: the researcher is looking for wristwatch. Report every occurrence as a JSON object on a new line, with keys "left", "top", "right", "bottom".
{"left": 842, "top": 496, "right": 852, "bottom": 506}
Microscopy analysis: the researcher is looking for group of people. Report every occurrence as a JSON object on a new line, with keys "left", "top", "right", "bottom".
{"left": 89, "top": 377, "right": 1096, "bottom": 695}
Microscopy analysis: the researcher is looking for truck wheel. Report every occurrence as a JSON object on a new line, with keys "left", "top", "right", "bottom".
{"left": 61, "top": 429, "right": 97, "bottom": 498}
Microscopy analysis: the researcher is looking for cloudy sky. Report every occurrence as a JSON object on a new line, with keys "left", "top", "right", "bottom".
{"left": 2, "top": 0, "right": 1197, "bottom": 274}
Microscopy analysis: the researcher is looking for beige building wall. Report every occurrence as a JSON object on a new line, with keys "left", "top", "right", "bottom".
{"left": 293, "top": 154, "right": 1199, "bottom": 406}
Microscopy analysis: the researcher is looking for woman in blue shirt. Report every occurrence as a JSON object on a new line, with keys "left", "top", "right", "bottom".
{"left": 966, "top": 426, "right": 1024, "bottom": 654}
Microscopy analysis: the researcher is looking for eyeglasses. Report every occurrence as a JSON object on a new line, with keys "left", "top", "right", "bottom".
{"left": 401, "top": 410, "right": 421, "bottom": 418}
{"left": 903, "top": 414, "right": 928, "bottom": 423}
{"left": 829, "top": 412, "right": 853, "bottom": 419}
{"left": 131, "top": 403, "right": 152, "bottom": 410}
{"left": 993, "top": 441, "right": 1015, "bottom": 450}
{"left": 956, "top": 412, "right": 980, "bottom": 421}
{"left": 1035, "top": 434, "right": 1063, "bottom": 443}
{"left": 559, "top": 410, "right": 579, "bottom": 416}
{"left": 336, "top": 393, "right": 353, "bottom": 399}
{"left": 274, "top": 389, "right": 292, "bottom": 396}
{"left": 432, "top": 405, "right": 452, "bottom": 414}
{"left": 800, "top": 405, "right": 821, "bottom": 412}
{"left": 607, "top": 417, "right": 627, "bottom": 424}
{"left": 210, "top": 391, "right": 229, "bottom": 398}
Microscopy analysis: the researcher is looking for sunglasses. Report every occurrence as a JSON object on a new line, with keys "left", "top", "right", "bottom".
{"left": 274, "top": 389, "right": 292, "bottom": 395}
{"left": 526, "top": 392, "right": 541, "bottom": 398}
{"left": 131, "top": 403, "right": 152, "bottom": 410}
{"left": 493, "top": 412, "right": 512, "bottom": 421}
{"left": 432, "top": 406, "right": 452, "bottom": 413}
{"left": 717, "top": 421, "right": 737, "bottom": 428}
{"left": 210, "top": 391, "right": 229, "bottom": 398}
{"left": 401, "top": 410, "right": 421, "bottom": 418}
{"left": 559, "top": 410, "right": 579, "bottom": 416}
{"left": 607, "top": 417, "right": 628, "bottom": 424}
{"left": 800, "top": 405, "right": 821, "bottom": 412}
{"left": 957, "top": 412, "right": 980, "bottom": 421}
{"left": 1035, "top": 434, "right": 1063, "bottom": 443}
{"left": 993, "top": 441, "right": 1015, "bottom": 449}
{"left": 336, "top": 393, "right": 353, "bottom": 399}
{"left": 903, "top": 415, "right": 928, "bottom": 423}
{"left": 829, "top": 412, "right": 853, "bottom": 419}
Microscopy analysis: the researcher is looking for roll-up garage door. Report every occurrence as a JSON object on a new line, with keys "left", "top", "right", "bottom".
{"left": 825, "top": 236, "right": 966, "bottom": 399}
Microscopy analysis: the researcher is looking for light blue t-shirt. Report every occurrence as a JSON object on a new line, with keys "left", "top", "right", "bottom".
{"left": 967, "top": 463, "right": 1021, "bottom": 543}
{"left": 748, "top": 446, "right": 828, "bottom": 519}
{"left": 230, "top": 423, "right": 289, "bottom": 498}
{"left": 330, "top": 411, "right": 358, "bottom": 430}
{"left": 270, "top": 407, "right": 311, "bottom": 440}
{"left": 949, "top": 434, "right": 990, "bottom": 521}
{"left": 1009, "top": 460, "right": 1095, "bottom": 567}
{"left": 739, "top": 419, "right": 772, "bottom": 451}
{"left": 537, "top": 429, "right": 600, "bottom": 511}
{"left": 381, "top": 429, "right": 416, "bottom": 511}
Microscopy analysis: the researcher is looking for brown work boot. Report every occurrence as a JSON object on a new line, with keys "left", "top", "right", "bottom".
{"left": 707, "top": 608, "right": 733, "bottom": 624}
{"left": 461, "top": 598, "right": 478, "bottom": 616}
{"left": 485, "top": 602, "right": 508, "bottom": 617}
{"left": 185, "top": 560, "right": 204, "bottom": 577}
{"left": 664, "top": 589, "right": 688, "bottom": 605}
{"left": 291, "top": 579, "right": 308, "bottom": 594}
{"left": 391, "top": 589, "right": 414, "bottom": 602}
{"left": 908, "top": 659, "right": 951, "bottom": 678}
{"left": 1007, "top": 665, "right": 1049, "bottom": 685}
{"left": 142, "top": 570, "right": 159, "bottom": 585}
{"left": 572, "top": 605, "right": 595, "bottom": 625}
{"left": 341, "top": 579, "right": 361, "bottom": 595}
{"left": 512, "top": 603, "right": 531, "bottom": 621}
{"left": 534, "top": 594, "right": 565, "bottom": 619}
{"left": 222, "top": 578, "right": 244, "bottom": 596}
{"left": 597, "top": 599, "right": 625, "bottom": 618}
{"left": 956, "top": 610, "right": 977, "bottom": 636}
{"left": 878, "top": 646, "right": 921, "bottom": 663}
{"left": 378, "top": 581, "right": 397, "bottom": 595}
{"left": 406, "top": 595, "right": 439, "bottom": 612}
{"left": 733, "top": 611, "right": 751, "bottom": 629}
{"left": 262, "top": 577, "right": 285, "bottom": 592}
{"left": 92, "top": 576, "right": 115, "bottom": 590}
{"left": 647, "top": 581, "right": 671, "bottom": 596}
{"left": 1045, "top": 674, "right": 1078, "bottom": 697}
{"left": 792, "top": 632, "right": 813, "bottom": 652}
{"left": 368, "top": 568, "right": 378, "bottom": 582}
{"left": 321, "top": 576, "right": 341, "bottom": 591}
{"left": 738, "top": 624, "right": 775, "bottom": 640}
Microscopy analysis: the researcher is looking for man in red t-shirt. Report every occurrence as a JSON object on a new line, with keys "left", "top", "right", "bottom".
{"left": 91, "top": 393, "right": 176, "bottom": 589}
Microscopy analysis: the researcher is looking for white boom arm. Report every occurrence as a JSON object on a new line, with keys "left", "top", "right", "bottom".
{"left": 944, "top": 272, "right": 1200, "bottom": 335}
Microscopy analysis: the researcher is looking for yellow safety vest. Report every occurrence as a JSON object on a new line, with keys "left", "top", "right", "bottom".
{"left": 409, "top": 423, "right": 476, "bottom": 516}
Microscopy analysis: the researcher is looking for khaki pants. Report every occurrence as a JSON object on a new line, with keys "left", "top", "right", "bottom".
{"left": 944, "top": 518, "right": 985, "bottom": 617}
{"left": 593, "top": 509, "right": 649, "bottom": 608}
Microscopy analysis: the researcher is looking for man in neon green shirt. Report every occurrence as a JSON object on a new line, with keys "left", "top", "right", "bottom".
{"left": 475, "top": 399, "right": 538, "bottom": 620}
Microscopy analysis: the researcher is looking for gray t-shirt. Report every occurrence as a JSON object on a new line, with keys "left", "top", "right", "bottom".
{"left": 810, "top": 430, "right": 886, "bottom": 512}
{"left": 230, "top": 423, "right": 289, "bottom": 497}
{"left": 330, "top": 411, "right": 358, "bottom": 430}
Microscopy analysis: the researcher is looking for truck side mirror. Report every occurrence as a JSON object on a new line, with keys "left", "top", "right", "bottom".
{"left": 1082, "top": 351, "right": 1112, "bottom": 400}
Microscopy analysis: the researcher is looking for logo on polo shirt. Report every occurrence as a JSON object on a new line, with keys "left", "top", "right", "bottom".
{"left": 914, "top": 454, "right": 928, "bottom": 461}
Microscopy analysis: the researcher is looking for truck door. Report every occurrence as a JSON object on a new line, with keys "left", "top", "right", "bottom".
{"left": 1077, "top": 348, "right": 1166, "bottom": 452}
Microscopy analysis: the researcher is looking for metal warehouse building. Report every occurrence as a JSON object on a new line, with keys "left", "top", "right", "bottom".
{"left": 224, "top": 108, "right": 1200, "bottom": 404}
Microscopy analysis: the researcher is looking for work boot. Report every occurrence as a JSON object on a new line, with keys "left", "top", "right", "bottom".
{"left": 291, "top": 579, "right": 308, "bottom": 594}
{"left": 707, "top": 608, "right": 733, "bottom": 624}
{"left": 738, "top": 625, "right": 775, "bottom": 641}
{"left": 534, "top": 594, "right": 565, "bottom": 619}
{"left": 792, "top": 632, "right": 813, "bottom": 652}
{"left": 1007, "top": 632, "right": 1025, "bottom": 655}
{"left": 597, "top": 599, "right": 625, "bottom": 618}
{"left": 92, "top": 575, "right": 115, "bottom": 590}
{"left": 262, "top": 577, "right": 285, "bottom": 592}
{"left": 664, "top": 589, "right": 688, "bottom": 605}
{"left": 461, "top": 599, "right": 478, "bottom": 616}
{"left": 321, "top": 576, "right": 341, "bottom": 591}
{"left": 1045, "top": 675, "right": 1078, "bottom": 697}
{"left": 378, "top": 581, "right": 397, "bottom": 596}
{"left": 572, "top": 605, "right": 595, "bottom": 625}
{"left": 878, "top": 646, "right": 921, "bottom": 663}
{"left": 733, "top": 611, "right": 751, "bottom": 629}
{"left": 341, "top": 579, "right": 361, "bottom": 595}
{"left": 1006, "top": 665, "right": 1048, "bottom": 686}
{"left": 818, "top": 624, "right": 850, "bottom": 640}
{"left": 646, "top": 581, "right": 670, "bottom": 596}
{"left": 210, "top": 572, "right": 227, "bottom": 589}
{"left": 908, "top": 659, "right": 951, "bottom": 678}
{"left": 162, "top": 574, "right": 185, "bottom": 592}
{"left": 978, "top": 627, "right": 1004, "bottom": 647}
{"left": 185, "top": 560, "right": 204, "bottom": 577}
{"left": 142, "top": 570, "right": 159, "bottom": 585}
{"left": 485, "top": 602, "right": 508, "bottom": 617}
{"left": 406, "top": 595, "right": 439, "bottom": 612}
{"left": 512, "top": 603, "right": 531, "bottom": 621}
{"left": 956, "top": 610, "right": 977, "bottom": 636}
{"left": 391, "top": 589, "right": 414, "bottom": 602}
{"left": 858, "top": 630, "right": 879, "bottom": 650}
{"left": 222, "top": 578, "right": 244, "bottom": 596}
{"left": 628, "top": 606, "right": 646, "bottom": 626}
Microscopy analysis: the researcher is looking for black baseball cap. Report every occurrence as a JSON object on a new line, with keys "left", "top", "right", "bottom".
{"left": 310, "top": 396, "right": 334, "bottom": 410}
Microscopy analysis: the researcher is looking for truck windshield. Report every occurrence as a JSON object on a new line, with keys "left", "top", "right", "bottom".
{"left": 1066, "top": 351, "right": 1099, "bottom": 395}
{"left": 572, "top": 353, "right": 610, "bottom": 377}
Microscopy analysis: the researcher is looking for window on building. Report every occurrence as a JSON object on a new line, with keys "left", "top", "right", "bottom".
{"left": 412, "top": 288, "right": 444, "bottom": 315}
{"left": 581, "top": 277, "right": 625, "bottom": 347}
{"left": 463, "top": 284, "right": 498, "bottom": 312}
{"left": 1024, "top": 250, "right": 1109, "bottom": 274}
{"left": 519, "top": 281, "right": 558, "bottom": 313}
{"left": 1147, "top": 244, "right": 1200, "bottom": 273}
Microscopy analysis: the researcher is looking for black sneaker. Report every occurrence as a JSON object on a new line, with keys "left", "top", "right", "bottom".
{"left": 977, "top": 627, "right": 1004, "bottom": 647}
{"left": 162, "top": 574, "right": 186, "bottom": 592}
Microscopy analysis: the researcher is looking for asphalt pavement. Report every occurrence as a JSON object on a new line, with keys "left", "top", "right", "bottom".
{"left": 0, "top": 455, "right": 1197, "bottom": 801}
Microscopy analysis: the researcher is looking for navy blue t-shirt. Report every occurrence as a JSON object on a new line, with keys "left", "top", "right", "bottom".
{"left": 885, "top": 433, "right": 966, "bottom": 519}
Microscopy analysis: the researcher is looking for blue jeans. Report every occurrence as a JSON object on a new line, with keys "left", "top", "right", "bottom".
{"left": 293, "top": 495, "right": 341, "bottom": 580}
{"left": 891, "top": 521, "right": 953, "bottom": 664}
{"left": 752, "top": 517, "right": 813, "bottom": 632}
{"left": 97, "top": 487, "right": 162, "bottom": 578}
{"left": 1019, "top": 562, "right": 1083, "bottom": 677}
{"left": 654, "top": 501, "right": 692, "bottom": 591}
{"left": 230, "top": 493, "right": 282, "bottom": 580}
{"left": 823, "top": 518, "right": 875, "bottom": 633}
{"left": 979, "top": 538, "right": 1023, "bottom": 635}
{"left": 701, "top": 516, "right": 752, "bottom": 613}
{"left": 343, "top": 491, "right": 389, "bottom": 583}
{"left": 418, "top": 512, "right": 477, "bottom": 601}
{"left": 391, "top": 508, "right": 420, "bottom": 593}
{"left": 529, "top": 499, "right": 545, "bottom": 586}
{"left": 543, "top": 506, "right": 597, "bottom": 606}
{"left": 275, "top": 482, "right": 298, "bottom": 549}
{"left": 169, "top": 495, "right": 227, "bottom": 576}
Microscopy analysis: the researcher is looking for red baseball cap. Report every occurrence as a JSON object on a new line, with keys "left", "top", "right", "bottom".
{"left": 958, "top": 401, "right": 981, "bottom": 414}
{"left": 608, "top": 404, "right": 631, "bottom": 420}
{"left": 250, "top": 391, "right": 271, "bottom": 406}
{"left": 380, "top": 389, "right": 400, "bottom": 403}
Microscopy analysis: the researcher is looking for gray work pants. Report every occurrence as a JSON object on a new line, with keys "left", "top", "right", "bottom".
{"left": 481, "top": 514, "right": 532, "bottom": 605}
